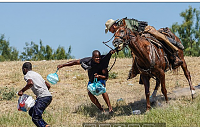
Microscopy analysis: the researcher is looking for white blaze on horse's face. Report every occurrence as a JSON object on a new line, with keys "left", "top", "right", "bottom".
{"left": 112, "top": 27, "right": 126, "bottom": 51}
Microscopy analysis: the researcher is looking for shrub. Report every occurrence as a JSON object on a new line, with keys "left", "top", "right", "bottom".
{"left": 0, "top": 87, "right": 17, "bottom": 100}
{"left": 109, "top": 72, "right": 118, "bottom": 79}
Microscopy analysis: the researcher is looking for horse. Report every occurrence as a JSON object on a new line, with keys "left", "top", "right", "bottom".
{"left": 112, "top": 19, "right": 195, "bottom": 111}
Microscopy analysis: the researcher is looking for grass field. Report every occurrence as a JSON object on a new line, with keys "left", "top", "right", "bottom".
{"left": 0, "top": 57, "right": 200, "bottom": 127}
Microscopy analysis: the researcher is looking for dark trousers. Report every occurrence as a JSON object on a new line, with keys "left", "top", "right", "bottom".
{"left": 29, "top": 96, "right": 52, "bottom": 127}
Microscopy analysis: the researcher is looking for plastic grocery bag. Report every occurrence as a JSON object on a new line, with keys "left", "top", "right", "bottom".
{"left": 47, "top": 69, "right": 59, "bottom": 85}
{"left": 87, "top": 78, "right": 106, "bottom": 96}
{"left": 17, "top": 94, "right": 35, "bottom": 112}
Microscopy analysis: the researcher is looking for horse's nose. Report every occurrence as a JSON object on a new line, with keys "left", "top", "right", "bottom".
{"left": 112, "top": 40, "right": 119, "bottom": 47}
{"left": 113, "top": 43, "right": 118, "bottom": 47}
{"left": 112, "top": 38, "right": 122, "bottom": 47}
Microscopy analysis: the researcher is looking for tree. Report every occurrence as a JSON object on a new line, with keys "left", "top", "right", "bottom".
{"left": 20, "top": 40, "right": 74, "bottom": 61}
{"left": 171, "top": 6, "right": 200, "bottom": 56}
{"left": 65, "top": 45, "right": 74, "bottom": 59}
{"left": 19, "top": 42, "right": 34, "bottom": 61}
{"left": 0, "top": 34, "right": 19, "bottom": 61}
{"left": 55, "top": 46, "right": 66, "bottom": 60}
{"left": 45, "top": 45, "right": 53, "bottom": 60}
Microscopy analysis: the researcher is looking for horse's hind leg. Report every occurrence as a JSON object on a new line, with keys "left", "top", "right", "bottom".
{"left": 150, "top": 78, "right": 160, "bottom": 102}
{"left": 159, "top": 71, "right": 168, "bottom": 103}
{"left": 181, "top": 58, "right": 195, "bottom": 98}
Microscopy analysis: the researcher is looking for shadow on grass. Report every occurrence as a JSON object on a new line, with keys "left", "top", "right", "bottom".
{"left": 73, "top": 103, "right": 114, "bottom": 121}
{"left": 73, "top": 95, "right": 175, "bottom": 122}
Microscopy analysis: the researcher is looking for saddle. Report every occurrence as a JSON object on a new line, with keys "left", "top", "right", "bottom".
{"left": 141, "top": 29, "right": 174, "bottom": 72}
{"left": 158, "top": 27, "right": 184, "bottom": 50}
{"left": 158, "top": 27, "right": 175, "bottom": 40}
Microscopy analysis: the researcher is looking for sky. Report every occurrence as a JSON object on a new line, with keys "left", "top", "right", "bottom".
{"left": 0, "top": 2, "right": 200, "bottom": 59}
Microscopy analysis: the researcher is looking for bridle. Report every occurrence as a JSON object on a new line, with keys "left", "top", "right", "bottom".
{"left": 113, "top": 26, "right": 133, "bottom": 47}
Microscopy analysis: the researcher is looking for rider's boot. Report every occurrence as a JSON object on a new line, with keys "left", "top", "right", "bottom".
{"left": 127, "top": 68, "right": 139, "bottom": 80}
{"left": 127, "top": 60, "right": 140, "bottom": 80}
{"left": 172, "top": 53, "right": 183, "bottom": 69}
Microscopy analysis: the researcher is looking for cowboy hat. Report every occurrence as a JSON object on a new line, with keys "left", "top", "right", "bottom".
{"left": 105, "top": 19, "right": 118, "bottom": 34}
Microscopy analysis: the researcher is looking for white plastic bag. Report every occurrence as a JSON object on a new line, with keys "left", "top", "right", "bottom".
{"left": 17, "top": 94, "right": 35, "bottom": 112}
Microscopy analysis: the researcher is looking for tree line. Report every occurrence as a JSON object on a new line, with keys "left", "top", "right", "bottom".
{"left": 0, "top": 34, "right": 74, "bottom": 61}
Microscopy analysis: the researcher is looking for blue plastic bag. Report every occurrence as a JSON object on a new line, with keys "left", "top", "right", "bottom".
{"left": 47, "top": 69, "right": 59, "bottom": 85}
{"left": 87, "top": 78, "right": 106, "bottom": 96}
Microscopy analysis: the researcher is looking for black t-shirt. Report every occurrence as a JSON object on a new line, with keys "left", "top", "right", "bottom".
{"left": 80, "top": 52, "right": 112, "bottom": 82}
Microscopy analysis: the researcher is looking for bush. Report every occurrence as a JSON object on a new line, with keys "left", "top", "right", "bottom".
{"left": 0, "top": 87, "right": 17, "bottom": 100}
{"left": 109, "top": 72, "right": 118, "bottom": 79}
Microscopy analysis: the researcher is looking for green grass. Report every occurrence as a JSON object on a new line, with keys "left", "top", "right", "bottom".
{"left": 0, "top": 111, "right": 34, "bottom": 127}
{"left": 126, "top": 96, "right": 200, "bottom": 127}
{"left": 1, "top": 96, "right": 200, "bottom": 127}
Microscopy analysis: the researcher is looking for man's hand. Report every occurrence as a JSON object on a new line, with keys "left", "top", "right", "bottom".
{"left": 110, "top": 49, "right": 116, "bottom": 54}
{"left": 94, "top": 73, "right": 99, "bottom": 79}
{"left": 94, "top": 73, "right": 107, "bottom": 80}
{"left": 18, "top": 90, "right": 23, "bottom": 96}
{"left": 57, "top": 64, "right": 63, "bottom": 69}
{"left": 45, "top": 81, "right": 51, "bottom": 90}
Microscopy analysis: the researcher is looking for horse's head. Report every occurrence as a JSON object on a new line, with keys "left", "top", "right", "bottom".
{"left": 112, "top": 19, "right": 131, "bottom": 51}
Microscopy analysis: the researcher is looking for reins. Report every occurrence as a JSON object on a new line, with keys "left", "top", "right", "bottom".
{"left": 102, "top": 35, "right": 118, "bottom": 72}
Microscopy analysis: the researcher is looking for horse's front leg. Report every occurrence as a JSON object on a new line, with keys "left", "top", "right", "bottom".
{"left": 141, "top": 74, "right": 151, "bottom": 111}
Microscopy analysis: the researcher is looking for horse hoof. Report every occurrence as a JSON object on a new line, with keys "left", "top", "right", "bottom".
{"left": 191, "top": 90, "right": 195, "bottom": 95}
{"left": 191, "top": 90, "right": 197, "bottom": 99}
{"left": 144, "top": 109, "right": 150, "bottom": 114}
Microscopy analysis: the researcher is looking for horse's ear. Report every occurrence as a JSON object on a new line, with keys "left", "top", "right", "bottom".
{"left": 122, "top": 18, "right": 126, "bottom": 26}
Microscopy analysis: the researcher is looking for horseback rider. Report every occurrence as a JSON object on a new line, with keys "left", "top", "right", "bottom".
{"left": 105, "top": 18, "right": 184, "bottom": 79}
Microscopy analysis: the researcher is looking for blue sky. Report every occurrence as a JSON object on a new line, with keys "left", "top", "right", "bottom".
{"left": 0, "top": 2, "right": 200, "bottom": 59}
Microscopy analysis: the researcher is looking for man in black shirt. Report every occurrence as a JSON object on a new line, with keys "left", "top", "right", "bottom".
{"left": 57, "top": 50, "right": 115, "bottom": 114}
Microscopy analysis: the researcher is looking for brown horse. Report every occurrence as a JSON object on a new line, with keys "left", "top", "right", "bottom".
{"left": 112, "top": 19, "right": 195, "bottom": 111}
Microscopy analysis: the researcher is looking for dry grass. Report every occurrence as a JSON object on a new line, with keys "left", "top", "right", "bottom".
{"left": 0, "top": 57, "right": 200, "bottom": 127}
